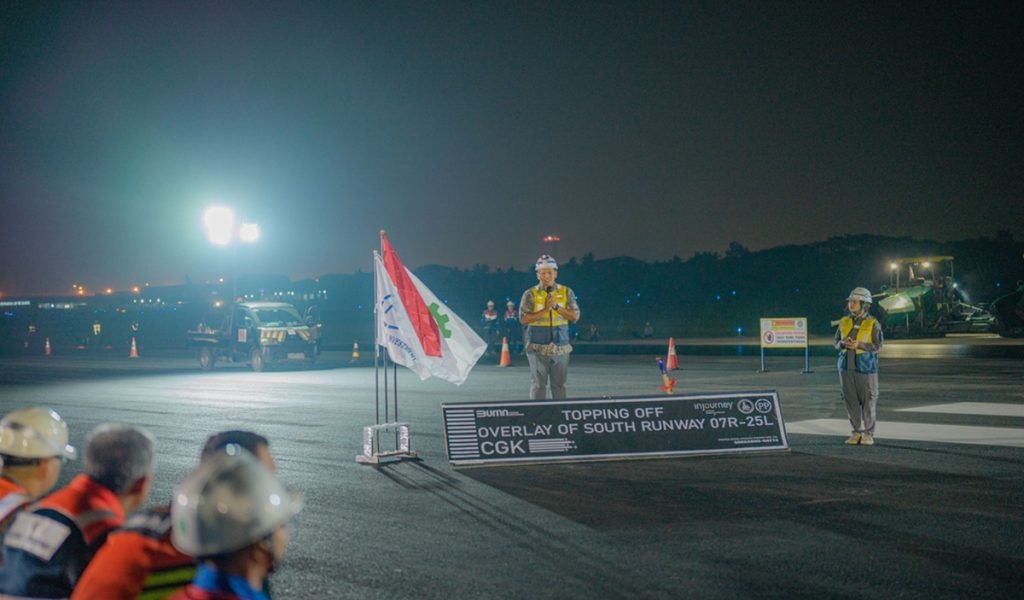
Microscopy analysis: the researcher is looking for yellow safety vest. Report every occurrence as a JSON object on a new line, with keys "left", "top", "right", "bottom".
{"left": 529, "top": 286, "right": 569, "bottom": 327}
{"left": 839, "top": 315, "right": 876, "bottom": 353}
{"left": 838, "top": 315, "right": 879, "bottom": 373}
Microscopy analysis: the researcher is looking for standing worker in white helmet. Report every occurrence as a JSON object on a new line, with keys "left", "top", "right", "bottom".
{"left": 519, "top": 255, "right": 580, "bottom": 399}
{"left": 169, "top": 450, "right": 302, "bottom": 600}
{"left": 835, "top": 287, "right": 884, "bottom": 445}
{"left": 0, "top": 408, "right": 77, "bottom": 552}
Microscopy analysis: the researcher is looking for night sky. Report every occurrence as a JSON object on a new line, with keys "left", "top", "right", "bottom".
{"left": 1, "top": 1, "right": 1021, "bottom": 295}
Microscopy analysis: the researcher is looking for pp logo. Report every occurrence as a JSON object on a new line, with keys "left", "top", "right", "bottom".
{"left": 755, "top": 398, "right": 773, "bottom": 414}
{"left": 737, "top": 399, "right": 755, "bottom": 414}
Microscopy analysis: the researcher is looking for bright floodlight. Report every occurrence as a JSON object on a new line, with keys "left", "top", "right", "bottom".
{"left": 203, "top": 206, "right": 235, "bottom": 245}
{"left": 889, "top": 262, "right": 897, "bottom": 270}
{"left": 239, "top": 222, "right": 260, "bottom": 243}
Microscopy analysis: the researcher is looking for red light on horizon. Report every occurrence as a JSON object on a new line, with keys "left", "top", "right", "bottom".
{"left": 543, "top": 235, "right": 561, "bottom": 243}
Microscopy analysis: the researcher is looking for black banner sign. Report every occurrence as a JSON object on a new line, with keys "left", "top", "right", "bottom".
{"left": 442, "top": 391, "right": 788, "bottom": 466}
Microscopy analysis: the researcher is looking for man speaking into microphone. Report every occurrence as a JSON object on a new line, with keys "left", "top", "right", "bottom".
{"left": 519, "top": 255, "right": 580, "bottom": 399}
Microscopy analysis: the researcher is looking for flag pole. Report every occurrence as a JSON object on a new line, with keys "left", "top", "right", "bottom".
{"left": 379, "top": 238, "right": 389, "bottom": 427}
{"left": 357, "top": 232, "right": 417, "bottom": 465}
{"left": 393, "top": 355, "right": 399, "bottom": 448}
{"left": 372, "top": 250, "right": 381, "bottom": 454}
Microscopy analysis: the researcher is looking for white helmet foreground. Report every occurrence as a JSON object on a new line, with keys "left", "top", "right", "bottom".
{"left": 0, "top": 407, "right": 76, "bottom": 460}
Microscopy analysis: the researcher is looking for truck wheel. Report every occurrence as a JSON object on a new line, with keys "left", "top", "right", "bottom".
{"left": 198, "top": 348, "right": 215, "bottom": 371}
{"left": 250, "top": 347, "right": 266, "bottom": 372}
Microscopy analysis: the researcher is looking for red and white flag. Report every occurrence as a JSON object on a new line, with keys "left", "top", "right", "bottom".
{"left": 375, "top": 233, "right": 487, "bottom": 385}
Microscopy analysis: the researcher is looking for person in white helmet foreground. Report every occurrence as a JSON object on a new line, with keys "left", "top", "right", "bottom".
{"left": 0, "top": 408, "right": 77, "bottom": 552}
{"left": 169, "top": 450, "right": 302, "bottom": 600}
{"left": 0, "top": 423, "right": 155, "bottom": 598}
{"left": 519, "top": 255, "right": 580, "bottom": 399}
{"left": 834, "top": 287, "right": 884, "bottom": 445}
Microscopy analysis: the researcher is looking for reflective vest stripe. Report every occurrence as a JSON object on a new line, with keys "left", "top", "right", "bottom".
{"left": 0, "top": 492, "right": 30, "bottom": 524}
{"left": 138, "top": 565, "right": 198, "bottom": 600}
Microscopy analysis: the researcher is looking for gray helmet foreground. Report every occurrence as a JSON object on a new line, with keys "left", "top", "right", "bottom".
{"left": 171, "top": 450, "right": 303, "bottom": 557}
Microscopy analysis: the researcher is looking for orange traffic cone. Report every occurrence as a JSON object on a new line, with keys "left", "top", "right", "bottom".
{"left": 498, "top": 337, "right": 511, "bottom": 367}
{"left": 45, "top": 337, "right": 52, "bottom": 356}
{"left": 129, "top": 336, "right": 139, "bottom": 358}
{"left": 666, "top": 337, "right": 679, "bottom": 370}
{"left": 350, "top": 341, "right": 360, "bottom": 362}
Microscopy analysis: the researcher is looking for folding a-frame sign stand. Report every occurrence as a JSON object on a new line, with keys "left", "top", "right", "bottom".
{"left": 356, "top": 248, "right": 418, "bottom": 465}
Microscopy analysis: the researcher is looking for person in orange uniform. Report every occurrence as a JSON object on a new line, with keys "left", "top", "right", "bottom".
{"left": 0, "top": 423, "right": 155, "bottom": 599}
{"left": 480, "top": 300, "right": 500, "bottom": 356}
{"left": 73, "top": 431, "right": 276, "bottom": 600}
{"left": 503, "top": 300, "right": 521, "bottom": 353}
{"left": 0, "top": 408, "right": 77, "bottom": 553}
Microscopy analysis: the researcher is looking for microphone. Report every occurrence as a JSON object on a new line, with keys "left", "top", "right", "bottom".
{"left": 545, "top": 286, "right": 556, "bottom": 329}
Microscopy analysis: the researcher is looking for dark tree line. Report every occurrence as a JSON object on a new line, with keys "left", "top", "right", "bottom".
{"left": 3, "top": 234, "right": 1021, "bottom": 352}
{"left": 315, "top": 233, "right": 1024, "bottom": 343}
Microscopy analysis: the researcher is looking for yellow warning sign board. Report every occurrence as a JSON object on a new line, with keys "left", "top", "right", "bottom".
{"left": 759, "top": 318, "right": 808, "bottom": 349}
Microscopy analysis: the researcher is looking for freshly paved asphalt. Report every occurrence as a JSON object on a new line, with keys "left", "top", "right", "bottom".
{"left": 0, "top": 345, "right": 1021, "bottom": 598}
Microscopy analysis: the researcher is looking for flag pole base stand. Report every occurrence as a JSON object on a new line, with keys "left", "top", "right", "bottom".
{"left": 355, "top": 422, "right": 417, "bottom": 465}
{"left": 355, "top": 450, "right": 419, "bottom": 465}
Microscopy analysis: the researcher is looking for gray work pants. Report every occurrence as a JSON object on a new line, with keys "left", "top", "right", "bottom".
{"left": 840, "top": 370, "right": 879, "bottom": 435}
{"left": 527, "top": 352, "right": 570, "bottom": 400}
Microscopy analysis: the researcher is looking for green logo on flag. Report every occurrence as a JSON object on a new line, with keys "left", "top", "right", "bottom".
{"left": 429, "top": 303, "right": 452, "bottom": 339}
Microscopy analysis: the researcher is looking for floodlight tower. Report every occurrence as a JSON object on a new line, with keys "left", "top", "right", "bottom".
{"left": 203, "top": 206, "right": 259, "bottom": 302}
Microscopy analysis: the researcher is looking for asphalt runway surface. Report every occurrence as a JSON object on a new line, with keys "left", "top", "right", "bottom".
{"left": 0, "top": 347, "right": 1022, "bottom": 598}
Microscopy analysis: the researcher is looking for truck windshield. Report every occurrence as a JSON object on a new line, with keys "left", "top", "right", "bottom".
{"left": 252, "top": 308, "right": 304, "bottom": 327}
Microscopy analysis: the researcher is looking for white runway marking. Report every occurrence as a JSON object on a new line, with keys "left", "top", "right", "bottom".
{"left": 786, "top": 419, "right": 1024, "bottom": 448}
{"left": 895, "top": 402, "right": 1024, "bottom": 418}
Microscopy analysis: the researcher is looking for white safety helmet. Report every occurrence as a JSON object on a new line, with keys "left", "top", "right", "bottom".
{"left": 847, "top": 287, "right": 873, "bottom": 304}
{"left": 535, "top": 255, "right": 558, "bottom": 271}
{"left": 0, "top": 407, "right": 77, "bottom": 460}
{"left": 171, "top": 450, "right": 303, "bottom": 557}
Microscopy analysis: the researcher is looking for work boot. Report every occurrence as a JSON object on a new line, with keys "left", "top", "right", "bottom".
{"left": 860, "top": 433, "right": 875, "bottom": 446}
{"left": 845, "top": 432, "right": 861, "bottom": 445}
